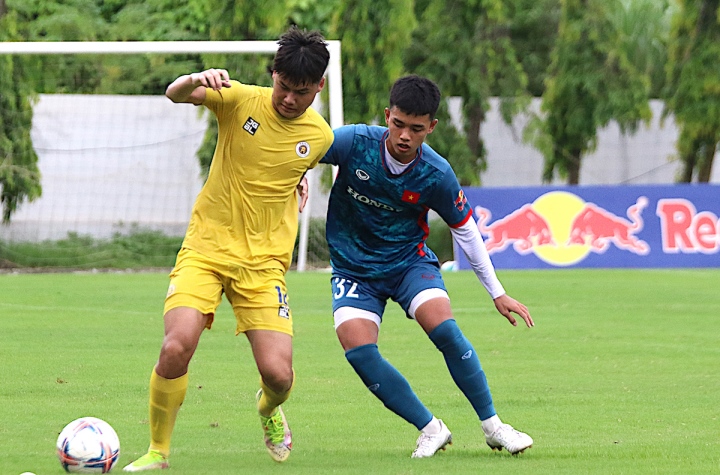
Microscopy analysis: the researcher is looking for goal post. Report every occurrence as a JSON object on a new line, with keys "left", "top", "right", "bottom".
{"left": 0, "top": 41, "right": 344, "bottom": 129}
{"left": 0, "top": 41, "right": 344, "bottom": 272}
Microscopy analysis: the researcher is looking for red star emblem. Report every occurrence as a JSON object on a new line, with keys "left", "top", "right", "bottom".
{"left": 402, "top": 190, "right": 421, "bottom": 204}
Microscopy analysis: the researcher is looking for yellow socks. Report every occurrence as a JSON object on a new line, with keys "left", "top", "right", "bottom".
{"left": 148, "top": 368, "right": 188, "bottom": 457}
{"left": 257, "top": 372, "right": 294, "bottom": 417}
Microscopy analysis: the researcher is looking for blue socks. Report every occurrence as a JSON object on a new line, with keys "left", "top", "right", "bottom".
{"left": 345, "top": 343, "right": 433, "bottom": 430}
{"left": 344, "top": 320, "right": 495, "bottom": 428}
{"left": 429, "top": 319, "right": 496, "bottom": 420}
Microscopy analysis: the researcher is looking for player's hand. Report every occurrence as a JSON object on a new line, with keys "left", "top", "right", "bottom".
{"left": 493, "top": 294, "right": 534, "bottom": 328}
{"left": 297, "top": 176, "right": 309, "bottom": 212}
{"left": 192, "top": 68, "right": 232, "bottom": 91}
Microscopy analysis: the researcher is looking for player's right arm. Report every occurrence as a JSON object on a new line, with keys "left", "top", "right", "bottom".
{"left": 166, "top": 68, "right": 232, "bottom": 105}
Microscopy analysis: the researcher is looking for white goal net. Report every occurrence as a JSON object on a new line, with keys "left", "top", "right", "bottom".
{"left": 0, "top": 41, "right": 343, "bottom": 271}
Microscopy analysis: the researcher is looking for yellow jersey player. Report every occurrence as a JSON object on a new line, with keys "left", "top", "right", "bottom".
{"left": 123, "top": 26, "right": 333, "bottom": 472}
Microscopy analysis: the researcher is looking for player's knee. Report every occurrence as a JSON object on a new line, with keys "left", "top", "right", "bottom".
{"left": 429, "top": 319, "right": 467, "bottom": 351}
{"left": 345, "top": 343, "right": 380, "bottom": 370}
{"left": 159, "top": 337, "right": 195, "bottom": 367}
{"left": 260, "top": 367, "right": 294, "bottom": 394}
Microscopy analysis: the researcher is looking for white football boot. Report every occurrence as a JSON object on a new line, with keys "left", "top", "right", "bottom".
{"left": 485, "top": 423, "right": 533, "bottom": 454}
{"left": 411, "top": 419, "right": 453, "bottom": 458}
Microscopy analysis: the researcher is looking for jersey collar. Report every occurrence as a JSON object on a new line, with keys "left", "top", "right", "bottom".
{"left": 380, "top": 130, "right": 422, "bottom": 176}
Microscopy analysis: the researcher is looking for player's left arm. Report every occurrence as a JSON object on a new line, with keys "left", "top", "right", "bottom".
{"left": 450, "top": 220, "right": 533, "bottom": 327}
{"left": 431, "top": 173, "right": 534, "bottom": 328}
{"left": 493, "top": 293, "right": 533, "bottom": 328}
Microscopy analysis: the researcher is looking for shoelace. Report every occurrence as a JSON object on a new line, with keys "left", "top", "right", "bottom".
{"left": 492, "top": 425, "right": 518, "bottom": 443}
{"left": 263, "top": 412, "right": 286, "bottom": 444}
{"left": 416, "top": 432, "right": 441, "bottom": 451}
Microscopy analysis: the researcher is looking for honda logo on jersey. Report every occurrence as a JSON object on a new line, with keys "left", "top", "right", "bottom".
{"left": 402, "top": 190, "right": 421, "bottom": 204}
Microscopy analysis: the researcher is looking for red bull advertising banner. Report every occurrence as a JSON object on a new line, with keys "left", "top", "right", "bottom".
{"left": 457, "top": 184, "right": 720, "bottom": 269}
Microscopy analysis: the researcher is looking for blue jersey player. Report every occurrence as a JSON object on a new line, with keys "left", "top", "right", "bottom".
{"left": 320, "top": 75, "right": 535, "bottom": 458}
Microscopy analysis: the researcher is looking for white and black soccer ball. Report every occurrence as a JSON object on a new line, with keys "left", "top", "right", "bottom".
{"left": 56, "top": 417, "right": 120, "bottom": 473}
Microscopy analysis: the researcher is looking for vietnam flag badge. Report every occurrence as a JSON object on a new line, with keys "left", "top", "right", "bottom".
{"left": 401, "top": 190, "right": 421, "bottom": 204}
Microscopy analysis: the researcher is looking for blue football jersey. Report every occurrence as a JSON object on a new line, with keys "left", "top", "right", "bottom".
{"left": 321, "top": 124, "right": 473, "bottom": 278}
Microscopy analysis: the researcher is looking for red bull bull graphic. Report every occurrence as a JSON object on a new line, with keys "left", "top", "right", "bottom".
{"left": 476, "top": 205, "right": 555, "bottom": 253}
{"left": 456, "top": 185, "right": 720, "bottom": 269}
{"left": 567, "top": 197, "right": 649, "bottom": 255}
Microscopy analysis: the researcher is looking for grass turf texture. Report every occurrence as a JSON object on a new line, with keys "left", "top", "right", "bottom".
{"left": 0, "top": 269, "right": 718, "bottom": 474}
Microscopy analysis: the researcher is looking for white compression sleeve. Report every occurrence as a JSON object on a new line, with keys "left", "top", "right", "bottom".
{"left": 450, "top": 217, "right": 506, "bottom": 299}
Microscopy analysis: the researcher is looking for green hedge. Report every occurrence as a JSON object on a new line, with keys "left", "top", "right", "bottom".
{"left": 0, "top": 230, "right": 182, "bottom": 270}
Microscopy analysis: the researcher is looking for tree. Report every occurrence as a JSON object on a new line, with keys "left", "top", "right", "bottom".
{"left": 10, "top": 0, "right": 212, "bottom": 95}
{"left": 11, "top": 0, "right": 109, "bottom": 93}
{"left": 506, "top": 0, "right": 561, "bottom": 97}
{"left": 663, "top": 0, "right": 720, "bottom": 183}
{"left": 287, "top": 0, "right": 339, "bottom": 32}
{"left": 405, "top": 0, "right": 529, "bottom": 185}
{"left": 329, "top": 0, "right": 417, "bottom": 124}
{"left": 99, "top": 0, "right": 210, "bottom": 95}
{"left": 528, "top": 0, "right": 651, "bottom": 185}
{"left": 102, "top": 0, "right": 332, "bottom": 177}
{"left": 0, "top": 5, "right": 42, "bottom": 222}
{"left": 611, "top": 0, "right": 673, "bottom": 99}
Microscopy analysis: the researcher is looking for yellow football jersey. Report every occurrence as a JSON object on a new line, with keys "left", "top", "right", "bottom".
{"left": 182, "top": 81, "right": 333, "bottom": 271}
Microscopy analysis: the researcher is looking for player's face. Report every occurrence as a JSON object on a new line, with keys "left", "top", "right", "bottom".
{"left": 271, "top": 71, "right": 325, "bottom": 119}
{"left": 384, "top": 106, "right": 437, "bottom": 163}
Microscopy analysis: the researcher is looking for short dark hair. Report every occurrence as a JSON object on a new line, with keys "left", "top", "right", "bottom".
{"left": 389, "top": 75, "right": 441, "bottom": 119}
{"left": 272, "top": 26, "right": 330, "bottom": 86}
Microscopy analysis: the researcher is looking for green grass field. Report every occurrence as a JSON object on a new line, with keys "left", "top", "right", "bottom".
{"left": 1, "top": 269, "right": 718, "bottom": 474}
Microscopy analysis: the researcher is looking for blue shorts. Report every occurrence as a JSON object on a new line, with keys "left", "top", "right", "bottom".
{"left": 330, "top": 262, "right": 447, "bottom": 320}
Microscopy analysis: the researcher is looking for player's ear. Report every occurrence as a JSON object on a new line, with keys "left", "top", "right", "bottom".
{"left": 316, "top": 76, "right": 326, "bottom": 93}
{"left": 427, "top": 118, "right": 438, "bottom": 134}
{"left": 384, "top": 108, "right": 391, "bottom": 124}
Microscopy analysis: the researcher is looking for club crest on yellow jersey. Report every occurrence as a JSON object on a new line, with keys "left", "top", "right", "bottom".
{"left": 296, "top": 141, "right": 310, "bottom": 157}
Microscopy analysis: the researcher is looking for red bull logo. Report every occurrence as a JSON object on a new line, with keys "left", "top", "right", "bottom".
{"left": 476, "top": 191, "right": 650, "bottom": 266}
{"left": 656, "top": 198, "right": 720, "bottom": 254}
{"left": 567, "top": 197, "right": 649, "bottom": 254}
{"left": 476, "top": 205, "right": 555, "bottom": 254}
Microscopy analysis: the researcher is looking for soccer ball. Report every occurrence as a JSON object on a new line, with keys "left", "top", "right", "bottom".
{"left": 56, "top": 417, "right": 120, "bottom": 473}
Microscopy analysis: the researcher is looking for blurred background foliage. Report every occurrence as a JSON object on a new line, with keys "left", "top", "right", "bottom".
{"left": 1, "top": 0, "right": 718, "bottom": 223}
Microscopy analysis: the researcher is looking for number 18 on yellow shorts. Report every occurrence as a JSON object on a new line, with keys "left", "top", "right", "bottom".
{"left": 164, "top": 248, "right": 293, "bottom": 336}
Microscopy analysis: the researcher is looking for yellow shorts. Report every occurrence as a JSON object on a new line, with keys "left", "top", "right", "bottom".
{"left": 164, "top": 248, "right": 293, "bottom": 336}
